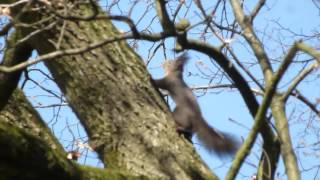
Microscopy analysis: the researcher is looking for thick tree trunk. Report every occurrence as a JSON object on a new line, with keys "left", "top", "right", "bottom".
{"left": 0, "top": 89, "right": 148, "bottom": 180}
{"left": 0, "top": 30, "right": 81, "bottom": 179}
{"left": 0, "top": 89, "right": 79, "bottom": 180}
{"left": 13, "top": 2, "right": 216, "bottom": 179}
{"left": 0, "top": 29, "right": 145, "bottom": 180}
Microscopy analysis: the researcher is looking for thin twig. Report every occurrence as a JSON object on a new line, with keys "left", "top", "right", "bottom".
{"left": 283, "top": 61, "right": 319, "bottom": 101}
{"left": 250, "top": 0, "right": 266, "bottom": 23}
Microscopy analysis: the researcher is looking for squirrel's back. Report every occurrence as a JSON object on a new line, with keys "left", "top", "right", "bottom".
{"left": 153, "top": 53, "right": 239, "bottom": 155}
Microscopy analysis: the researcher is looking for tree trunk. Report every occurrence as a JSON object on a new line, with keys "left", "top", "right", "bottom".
{"left": 0, "top": 89, "right": 79, "bottom": 180}
{"left": 0, "top": 89, "right": 149, "bottom": 179}
{"left": 13, "top": 1, "right": 216, "bottom": 179}
{"left": 0, "top": 29, "right": 81, "bottom": 180}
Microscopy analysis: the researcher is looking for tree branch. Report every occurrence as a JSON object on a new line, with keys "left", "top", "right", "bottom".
{"left": 250, "top": 0, "right": 266, "bottom": 23}
{"left": 296, "top": 42, "right": 320, "bottom": 61}
{"left": 229, "top": 0, "right": 273, "bottom": 82}
{"left": 225, "top": 40, "right": 301, "bottom": 180}
{"left": 292, "top": 90, "right": 320, "bottom": 118}
{"left": 0, "top": 34, "right": 133, "bottom": 73}
{"left": 225, "top": 61, "right": 284, "bottom": 179}
{"left": 283, "top": 61, "right": 319, "bottom": 101}
{"left": 155, "top": 0, "right": 175, "bottom": 33}
{"left": 0, "top": 31, "right": 32, "bottom": 110}
{"left": 177, "top": 37, "right": 279, "bottom": 179}
{"left": 193, "top": 1, "right": 264, "bottom": 90}
{"left": 0, "top": 90, "right": 145, "bottom": 180}
{"left": 38, "top": 0, "right": 99, "bottom": 21}
{"left": 0, "top": 22, "right": 12, "bottom": 36}
{"left": 272, "top": 42, "right": 298, "bottom": 86}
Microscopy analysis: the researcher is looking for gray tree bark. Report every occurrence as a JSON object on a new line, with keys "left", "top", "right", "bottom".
{"left": 0, "top": 1, "right": 217, "bottom": 179}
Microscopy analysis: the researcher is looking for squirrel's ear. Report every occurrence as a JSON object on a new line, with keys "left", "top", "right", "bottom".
{"left": 176, "top": 52, "right": 189, "bottom": 62}
{"left": 175, "top": 52, "right": 189, "bottom": 68}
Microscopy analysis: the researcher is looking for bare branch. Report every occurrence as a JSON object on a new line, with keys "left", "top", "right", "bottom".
{"left": 155, "top": 0, "right": 175, "bottom": 33}
{"left": 0, "top": 34, "right": 133, "bottom": 73}
{"left": 39, "top": 0, "right": 99, "bottom": 21}
{"left": 191, "top": 84, "right": 236, "bottom": 90}
{"left": 0, "top": 0, "right": 29, "bottom": 9}
{"left": 106, "top": 15, "right": 139, "bottom": 36}
{"left": 192, "top": 0, "right": 263, "bottom": 90}
{"left": 225, "top": 65, "right": 280, "bottom": 179}
{"left": 15, "top": 21, "right": 57, "bottom": 47}
{"left": 0, "top": 0, "right": 34, "bottom": 36}
{"left": 225, "top": 41, "right": 301, "bottom": 180}
{"left": 0, "top": 22, "right": 12, "bottom": 36}
{"left": 230, "top": 0, "right": 273, "bottom": 82}
{"left": 0, "top": 30, "right": 173, "bottom": 73}
{"left": 172, "top": 0, "right": 185, "bottom": 22}
{"left": 292, "top": 90, "right": 320, "bottom": 118}
{"left": 228, "top": 47, "right": 264, "bottom": 90}
{"left": 296, "top": 42, "right": 320, "bottom": 61}
{"left": 179, "top": 38, "right": 277, "bottom": 171}
{"left": 250, "top": 0, "right": 266, "bottom": 23}
{"left": 272, "top": 42, "right": 299, "bottom": 88}
{"left": 283, "top": 61, "right": 319, "bottom": 101}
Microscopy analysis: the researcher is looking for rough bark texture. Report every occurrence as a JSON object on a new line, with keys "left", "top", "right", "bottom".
{"left": 0, "top": 89, "right": 79, "bottom": 180}
{"left": 0, "top": 31, "right": 33, "bottom": 110}
{"left": 0, "top": 28, "right": 151, "bottom": 179}
{"left": 0, "top": 89, "right": 149, "bottom": 180}
{"left": 14, "top": 2, "right": 216, "bottom": 179}
{"left": 0, "top": 29, "right": 80, "bottom": 179}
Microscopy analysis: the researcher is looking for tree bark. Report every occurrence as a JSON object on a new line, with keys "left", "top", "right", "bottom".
{"left": 0, "top": 89, "right": 79, "bottom": 180}
{"left": 0, "top": 89, "right": 149, "bottom": 180}
{"left": 12, "top": 1, "right": 217, "bottom": 179}
{"left": 0, "top": 29, "right": 81, "bottom": 180}
{"left": 271, "top": 96, "right": 300, "bottom": 180}
{"left": 0, "top": 31, "right": 32, "bottom": 110}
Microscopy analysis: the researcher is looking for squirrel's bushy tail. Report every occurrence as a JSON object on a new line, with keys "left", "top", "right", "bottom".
{"left": 195, "top": 119, "right": 239, "bottom": 155}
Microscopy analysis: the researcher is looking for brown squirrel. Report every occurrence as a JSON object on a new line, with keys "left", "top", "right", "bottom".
{"left": 153, "top": 53, "right": 238, "bottom": 155}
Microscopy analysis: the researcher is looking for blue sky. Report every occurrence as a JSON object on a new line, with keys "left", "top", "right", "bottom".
{"left": 3, "top": 0, "right": 318, "bottom": 179}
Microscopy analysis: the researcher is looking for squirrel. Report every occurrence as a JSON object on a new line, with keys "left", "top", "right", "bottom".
{"left": 153, "top": 53, "right": 238, "bottom": 155}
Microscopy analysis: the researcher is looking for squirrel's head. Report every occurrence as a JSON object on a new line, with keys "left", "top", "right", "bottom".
{"left": 162, "top": 53, "right": 189, "bottom": 76}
